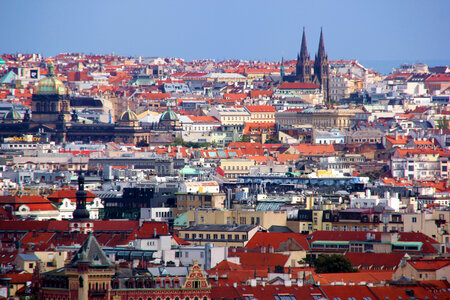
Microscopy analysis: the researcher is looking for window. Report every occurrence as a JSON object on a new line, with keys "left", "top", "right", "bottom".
{"left": 213, "top": 234, "right": 218, "bottom": 240}
{"left": 235, "top": 234, "right": 240, "bottom": 240}
{"left": 220, "top": 234, "right": 225, "bottom": 239}
{"left": 412, "top": 217, "right": 417, "bottom": 223}
{"left": 185, "top": 234, "right": 190, "bottom": 239}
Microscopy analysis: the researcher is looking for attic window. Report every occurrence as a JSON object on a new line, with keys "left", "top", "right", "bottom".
{"left": 94, "top": 254, "right": 99, "bottom": 261}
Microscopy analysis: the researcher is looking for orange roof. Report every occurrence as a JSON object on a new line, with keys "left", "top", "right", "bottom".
{"left": 292, "top": 143, "right": 335, "bottom": 155}
{"left": 312, "top": 271, "right": 393, "bottom": 285}
{"left": 277, "top": 153, "right": 300, "bottom": 163}
{"left": 246, "top": 155, "right": 273, "bottom": 163}
{"left": 244, "top": 105, "right": 276, "bottom": 112}
{"left": 385, "top": 135, "right": 410, "bottom": 145}
{"left": 249, "top": 90, "right": 273, "bottom": 98}
{"left": 243, "top": 122, "right": 276, "bottom": 135}
{"left": 188, "top": 115, "right": 220, "bottom": 124}
{"left": 223, "top": 93, "right": 248, "bottom": 100}
{"left": 408, "top": 259, "right": 450, "bottom": 271}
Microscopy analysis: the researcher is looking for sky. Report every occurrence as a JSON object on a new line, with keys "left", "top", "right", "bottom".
{"left": 1, "top": 0, "right": 449, "bottom": 73}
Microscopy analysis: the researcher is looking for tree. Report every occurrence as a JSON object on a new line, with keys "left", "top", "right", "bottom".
{"left": 314, "top": 254, "right": 356, "bottom": 273}
{"left": 136, "top": 140, "right": 149, "bottom": 147}
{"left": 264, "top": 137, "right": 282, "bottom": 144}
{"left": 239, "top": 135, "right": 252, "bottom": 143}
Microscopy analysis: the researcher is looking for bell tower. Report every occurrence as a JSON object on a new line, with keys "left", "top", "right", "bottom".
{"left": 70, "top": 173, "right": 93, "bottom": 233}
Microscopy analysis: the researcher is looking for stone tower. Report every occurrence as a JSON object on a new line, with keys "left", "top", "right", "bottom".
{"left": 295, "top": 27, "right": 312, "bottom": 83}
{"left": 314, "top": 28, "right": 330, "bottom": 103}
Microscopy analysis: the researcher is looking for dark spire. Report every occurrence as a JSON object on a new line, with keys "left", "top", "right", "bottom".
{"left": 72, "top": 173, "right": 90, "bottom": 220}
{"left": 300, "top": 27, "right": 309, "bottom": 59}
{"left": 318, "top": 27, "right": 326, "bottom": 58}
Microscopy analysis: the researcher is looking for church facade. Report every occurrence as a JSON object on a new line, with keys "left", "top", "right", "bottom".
{"left": 283, "top": 28, "right": 330, "bottom": 103}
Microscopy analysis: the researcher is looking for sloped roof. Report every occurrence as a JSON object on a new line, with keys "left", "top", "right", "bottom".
{"left": 344, "top": 252, "right": 405, "bottom": 269}
{"left": 230, "top": 252, "right": 289, "bottom": 268}
{"left": 67, "top": 233, "right": 113, "bottom": 268}
{"left": 246, "top": 232, "right": 310, "bottom": 251}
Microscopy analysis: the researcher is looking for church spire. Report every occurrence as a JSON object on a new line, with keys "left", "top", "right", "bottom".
{"left": 299, "top": 27, "right": 309, "bottom": 59}
{"left": 317, "top": 27, "right": 326, "bottom": 58}
{"left": 72, "top": 173, "right": 90, "bottom": 220}
{"left": 280, "top": 56, "right": 285, "bottom": 80}
{"left": 296, "top": 27, "right": 312, "bottom": 83}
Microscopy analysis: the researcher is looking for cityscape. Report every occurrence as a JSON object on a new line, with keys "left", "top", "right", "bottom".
{"left": 1, "top": 1, "right": 450, "bottom": 300}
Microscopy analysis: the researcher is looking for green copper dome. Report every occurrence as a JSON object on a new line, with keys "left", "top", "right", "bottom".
{"left": 160, "top": 106, "right": 178, "bottom": 122}
{"left": 3, "top": 106, "right": 22, "bottom": 121}
{"left": 34, "top": 62, "right": 67, "bottom": 95}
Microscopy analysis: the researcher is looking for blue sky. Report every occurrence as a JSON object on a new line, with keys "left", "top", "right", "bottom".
{"left": 1, "top": 0, "right": 449, "bottom": 68}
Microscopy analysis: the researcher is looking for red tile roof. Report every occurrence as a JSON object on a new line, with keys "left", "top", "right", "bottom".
{"left": 244, "top": 105, "right": 276, "bottom": 112}
{"left": 344, "top": 252, "right": 405, "bottom": 270}
{"left": 408, "top": 259, "right": 450, "bottom": 271}
{"left": 47, "top": 188, "right": 97, "bottom": 203}
{"left": 229, "top": 252, "right": 289, "bottom": 269}
{"left": 246, "top": 232, "right": 310, "bottom": 251}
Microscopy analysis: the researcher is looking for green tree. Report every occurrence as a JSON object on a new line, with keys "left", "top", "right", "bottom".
{"left": 314, "top": 254, "right": 356, "bottom": 273}
{"left": 265, "top": 137, "right": 282, "bottom": 144}
{"left": 239, "top": 135, "right": 251, "bottom": 142}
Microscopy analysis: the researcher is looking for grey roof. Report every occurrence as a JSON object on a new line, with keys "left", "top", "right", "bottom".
{"left": 18, "top": 253, "right": 40, "bottom": 261}
{"left": 267, "top": 225, "right": 293, "bottom": 233}
{"left": 67, "top": 233, "right": 113, "bottom": 268}
{"left": 181, "top": 224, "right": 257, "bottom": 232}
{"left": 147, "top": 266, "right": 192, "bottom": 277}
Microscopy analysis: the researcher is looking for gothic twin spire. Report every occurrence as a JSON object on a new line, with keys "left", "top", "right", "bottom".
{"left": 299, "top": 27, "right": 327, "bottom": 61}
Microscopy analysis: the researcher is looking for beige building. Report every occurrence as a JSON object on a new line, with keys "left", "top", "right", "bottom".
{"left": 219, "top": 159, "right": 255, "bottom": 182}
{"left": 186, "top": 209, "right": 287, "bottom": 230}
{"left": 208, "top": 106, "right": 250, "bottom": 125}
{"left": 244, "top": 105, "right": 276, "bottom": 123}
{"left": 175, "top": 192, "right": 226, "bottom": 216}
{"left": 34, "top": 250, "right": 68, "bottom": 272}
{"left": 177, "top": 224, "right": 259, "bottom": 247}
{"left": 276, "top": 108, "right": 363, "bottom": 129}
{"left": 329, "top": 73, "right": 362, "bottom": 102}
{"left": 403, "top": 210, "right": 450, "bottom": 245}
{"left": 393, "top": 259, "right": 450, "bottom": 281}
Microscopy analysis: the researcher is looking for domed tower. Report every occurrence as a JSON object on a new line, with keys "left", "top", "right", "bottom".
{"left": 70, "top": 173, "right": 93, "bottom": 233}
{"left": 118, "top": 106, "right": 139, "bottom": 127}
{"left": 159, "top": 106, "right": 181, "bottom": 130}
{"left": 32, "top": 62, "right": 70, "bottom": 124}
{"left": 2, "top": 106, "right": 22, "bottom": 124}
